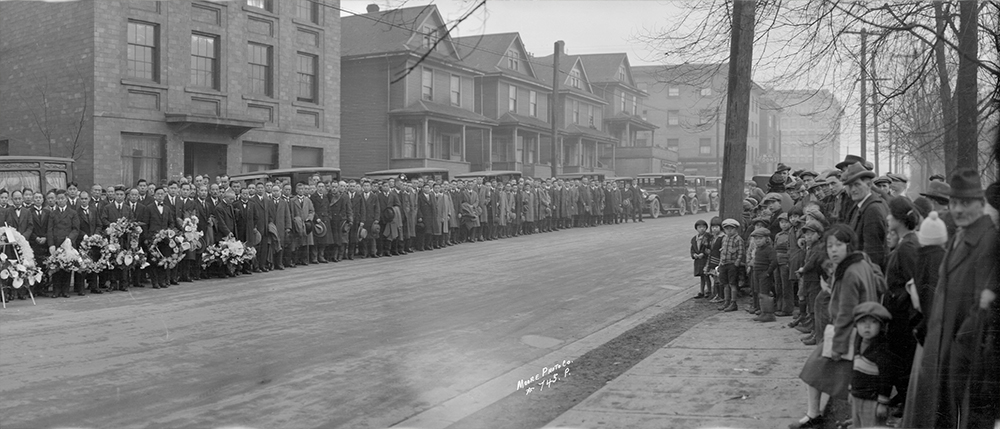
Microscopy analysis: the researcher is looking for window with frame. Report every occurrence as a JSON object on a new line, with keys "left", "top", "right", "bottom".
{"left": 620, "top": 92, "right": 626, "bottom": 112}
{"left": 401, "top": 125, "right": 417, "bottom": 158}
{"left": 507, "top": 49, "right": 520, "bottom": 71}
{"left": 291, "top": 146, "right": 323, "bottom": 168}
{"left": 121, "top": 133, "right": 166, "bottom": 186}
{"left": 296, "top": 0, "right": 319, "bottom": 24}
{"left": 190, "top": 33, "right": 219, "bottom": 89}
{"left": 572, "top": 100, "right": 580, "bottom": 124}
{"left": 588, "top": 105, "right": 594, "bottom": 126}
{"left": 508, "top": 85, "right": 518, "bottom": 113}
{"left": 632, "top": 97, "right": 638, "bottom": 115}
{"left": 667, "top": 138, "right": 679, "bottom": 148}
{"left": 700, "top": 87, "right": 712, "bottom": 97}
{"left": 617, "top": 65, "right": 626, "bottom": 82}
{"left": 668, "top": 87, "right": 680, "bottom": 97}
{"left": 450, "top": 75, "right": 461, "bottom": 106}
{"left": 569, "top": 68, "right": 581, "bottom": 89}
{"left": 699, "top": 138, "right": 712, "bottom": 155}
{"left": 422, "top": 25, "right": 435, "bottom": 49}
{"left": 296, "top": 53, "right": 317, "bottom": 102}
{"left": 127, "top": 21, "right": 158, "bottom": 82}
{"left": 667, "top": 110, "right": 680, "bottom": 126}
{"left": 241, "top": 142, "right": 278, "bottom": 173}
{"left": 529, "top": 90, "right": 537, "bottom": 117}
{"left": 422, "top": 68, "right": 433, "bottom": 101}
{"left": 246, "top": 0, "right": 272, "bottom": 11}
{"left": 248, "top": 43, "right": 272, "bottom": 96}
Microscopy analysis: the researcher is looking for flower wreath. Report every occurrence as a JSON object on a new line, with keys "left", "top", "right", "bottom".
{"left": 180, "top": 216, "right": 204, "bottom": 251}
{"left": 79, "top": 234, "right": 112, "bottom": 274}
{"left": 103, "top": 218, "right": 147, "bottom": 270}
{"left": 43, "top": 241, "right": 84, "bottom": 274}
{"left": 201, "top": 236, "right": 256, "bottom": 270}
{"left": 149, "top": 228, "right": 190, "bottom": 269}
{"left": 0, "top": 226, "right": 44, "bottom": 289}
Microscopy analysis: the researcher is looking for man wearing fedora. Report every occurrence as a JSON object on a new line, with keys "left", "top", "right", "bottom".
{"left": 919, "top": 180, "right": 958, "bottom": 238}
{"left": 841, "top": 162, "right": 888, "bottom": 268}
{"left": 903, "top": 168, "right": 998, "bottom": 429}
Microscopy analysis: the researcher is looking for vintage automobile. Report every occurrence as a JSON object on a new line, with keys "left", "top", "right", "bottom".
{"left": 364, "top": 167, "right": 449, "bottom": 183}
{"left": 636, "top": 173, "right": 690, "bottom": 218}
{"left": 706, "top": 176, "right": 721, "bottom": 211}
{"left": 0, "top": 156, "right": 75, "bottom": 194}
{"left": 557, "top": 172, "right": 606, "bottom": 183}
{"left": 685, "top": 175, "right": 711, "bottom": 213}
{"left": 229, "top": 167, "right": 342, "bottom": 188}
{"left": 453, "top": 170, "right": 522, "bottom": 184}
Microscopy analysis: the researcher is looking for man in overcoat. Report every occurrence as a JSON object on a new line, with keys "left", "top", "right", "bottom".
{"left": 841, "top": 162, "right": 888, "bottom": 268}
{"left": 47, "top": 190, "right": 80, "bottom": 298}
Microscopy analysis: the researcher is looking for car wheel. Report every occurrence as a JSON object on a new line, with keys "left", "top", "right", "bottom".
{"left": 649, "top": 200, "right": 661, "bottom": 219}
{"left": 677, "top": 196, "right": 687, "bottom": 216}
{"left": 690, "top": 197, "right": 700, "bottom": 214}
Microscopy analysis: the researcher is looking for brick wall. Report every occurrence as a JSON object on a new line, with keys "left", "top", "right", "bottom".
{"left": 340, "top": 58, "right": 390, "bottom": 178}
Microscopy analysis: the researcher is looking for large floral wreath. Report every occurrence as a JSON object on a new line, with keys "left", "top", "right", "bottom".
{"left": 0, "top": 226, "right": 44, "bottom": 289}
{"left": 79, "top": 234, "right": 112, "bottom": 274}
{"left": 103, "top": 218, "right": 148, "bottom": 270}
{"left": 149, "top": 228, "right": 190, "bottom": 269}
{"left": 202, "top": 236, "right": 256, "bottom": 272}
{"left": 180, "top": 216, "right": 204, "bottom": 251}
{"left": 43, "top": 240, "right": 84, "bottom": 274}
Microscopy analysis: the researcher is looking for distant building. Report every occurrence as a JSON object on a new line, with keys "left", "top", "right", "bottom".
{"left": 632, "top": 64, "right": 764, "bottom": 179}
{"left": 770, "top": 90, "right": 842, "bottom": 173}
{"left": 0, "top": 0, "right": 341, "bottom": 187}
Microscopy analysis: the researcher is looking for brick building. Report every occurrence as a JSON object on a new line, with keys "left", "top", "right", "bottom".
{"left": 770, "top": 90, "right": 842, "bottom": 173}
{"left": 340, "top": 4, "right": 496, "bottom": 179}
{"left": 0, "top": 0, "right": 341, "bottom": 188}
{"left": 632, "top": 63, "right": 766, "bottom": 179}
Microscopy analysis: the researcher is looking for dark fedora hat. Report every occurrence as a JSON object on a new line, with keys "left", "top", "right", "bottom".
{"left": 800, "top": 170, "right": 819, "bottom": 179}
{"left": 775, "top": 163, "right": 791, "bottom": 173}
{"left": 945, "top": 168, "right": 984, "bottom": 199}
{"left": 840, "top": 162, "right": 876, "bottom": 185}
{"left": 873, "top": 176, "right": 891, "bottom": 186}
{"left": 835, "top": 154, "right": 867, "bottom": 170}
{"left": 918, "top": 181, "right": 952, "bottom": 203}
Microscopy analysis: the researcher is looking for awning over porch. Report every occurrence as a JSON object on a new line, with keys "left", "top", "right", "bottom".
{"left": 562, "top": 124, "right": 617, "bottom": 144}
{"left": 497, "top": 112, "right": 551, "bottom": 134}
{"left": 165, "top": 113, "right": 264, "bottom": 138}
{"left": 604, "top": 112, "right": 659, "bottom": 131}
{"left": 389, "top": 100, "right": 498, "bottom": 127}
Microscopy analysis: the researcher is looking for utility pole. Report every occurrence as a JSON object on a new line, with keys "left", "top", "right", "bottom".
{"left": 550, "top": 41, "right": 563, "bottom": 178}
{"left": 845, "top": 29, "right": 868, "bottom": 158}
{"left": 871, "top": 50, "right": 880, "bottom": 175}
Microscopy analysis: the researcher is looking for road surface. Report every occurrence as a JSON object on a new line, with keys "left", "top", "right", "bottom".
{"left": 0, "top": 212, "right": 715, "bottom": 429}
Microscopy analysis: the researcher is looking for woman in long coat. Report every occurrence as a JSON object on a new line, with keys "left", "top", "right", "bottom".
{"left": 793, "top": 224, "right": 882, "bottom": 427}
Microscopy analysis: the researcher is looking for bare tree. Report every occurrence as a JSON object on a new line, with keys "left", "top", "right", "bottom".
{"left": 15, "top": 74, "right": 90, "bottom": 161}
{"left": 719, "top": 0, "right": 755, "bottom": 222}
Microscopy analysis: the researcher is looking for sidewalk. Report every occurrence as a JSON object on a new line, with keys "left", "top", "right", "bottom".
{"left": 546, "top": 303, "right": 815, "bottom": 429}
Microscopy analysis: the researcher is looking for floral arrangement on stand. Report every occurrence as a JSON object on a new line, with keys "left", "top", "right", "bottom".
{"left": 181, "top": 216, "right": 204, "bottom": 250}
{"left": 103, "top": 218, "right": 149, "bottom": 270}
{"left": 201, "top": 236, "right": 256, "bottom": 274}
{"left": 78, "top": 234, "right": 112, "bottom": 274}
{"left": 0, "top": 226, "right": 43, "bottom": 289}
{"left": 149, "top": 228, "right": 190, "bottom": 269}
{"left": 43, "top": 240, "right": 84, "bottom": 274}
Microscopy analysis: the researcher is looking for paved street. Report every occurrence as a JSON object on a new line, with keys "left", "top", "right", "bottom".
{"left": 1, "top": 212, "right": 713, "bottom": 429}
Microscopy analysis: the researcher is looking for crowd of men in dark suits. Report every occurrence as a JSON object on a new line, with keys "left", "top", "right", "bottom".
{"left": 0, "top": 172, "right": 652, "bottom": 301}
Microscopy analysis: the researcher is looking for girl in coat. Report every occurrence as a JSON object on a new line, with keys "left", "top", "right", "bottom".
{"left": 691, "top": 219, "right": 712, "bottom": 299}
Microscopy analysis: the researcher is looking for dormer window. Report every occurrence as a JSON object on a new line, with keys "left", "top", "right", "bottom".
{"left": 569, "top": 68, "right": 581, "bottom": 89}
{"left": 506, "top": 49, "right": 520, "bottom": 71}
{"left": 422, "top": 25, "right": 435, "bottom": 49}
{"left": 617, "top": 65, "right": 626, "bottom": 82}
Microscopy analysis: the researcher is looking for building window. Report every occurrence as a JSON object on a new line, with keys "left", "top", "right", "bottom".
{"left": 248, "top": 43, "right": 272, "bottom": 96}
{"left": 667, "top": 138, "right": 679, "bottom": 149}
{"left": 401, "top": 126, "right": 416, "bottom": 158}
{"left": 507, "top": 49, "right": 520, "bottom": 71}
{"left": 667, "top": 110, "right": 680, "bottom": 126}
{"left": 450, "top": 75, "right": 461, "bottom": 106}
{"left": 297, "top": 53, "right": 317, "bottom": 103}
{"left": 620, "top": 92, "right": 626, "bottom": 113}
{"left": 632, "top": 97, "right": 638, "bottom": 115}
{"left": 127, "top": 21, "right": 158, "bottom": 82}
{"left": 508, "top": 85, "right": 518, "bottom": 113}
{"left": 700, "top": 87, "right": 712, "bottom": 97}
{"left": 121, "top": 133, "right": 166, "bottom": 186}
{"left": 296, "top": 0, "right": 319, "bottom": 24}
{"left": 291, "top": 146, "right": 322, "bottom": 167}
{"left": 588, "top": 105, "right": 595, "bottom": 126}
{"left": 572, "top": 100, "right": 579, "bottom": 124}
{"left": 699, "top": 138, "right": 712, "bottom": 155}
{"left": 422, "top": 25, "right": 435, "bottom": 49}
{"left": 241, "top": 142, "right": 278, "bottom": 173}
{"left": 668, "top": 87, "right": 680, "bottom": 97}
{"left": 617, "top": 64, "right": 626, "bottom": 82}
{"left": 529, "top": 90, "right": 537, "bottom": 117}
{"left": 569, "top": 68, "right": 581, "bottom": 89}
{"left": 246, "top": 0, "right": 272, "bottom": 11}
{"left": 190, "top": 33, "right": 219, "bottom": 89}
{"left": 422, "top": 68, "right": 433, "bottom": 101}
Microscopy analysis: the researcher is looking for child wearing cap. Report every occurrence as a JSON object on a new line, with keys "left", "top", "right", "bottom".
{"left": 850, "top": 301, "right": 900, "bottom": 428}
{"left": 795, "top": 220, "right": 828, "bottom": 345}
{"left": 691, "top": 219, "right": 712, "bottom": 299}
{"left": 717, "top": 219, "right": 745, "bottom": 312}
{"left": 705, "top": 217, "right": 725, "bottom": 303}
{"left": 774, "top": 213, "right": 793, "bottom": 317}
{"left": 750, "top": 226, "right": 778, "bottom": 322}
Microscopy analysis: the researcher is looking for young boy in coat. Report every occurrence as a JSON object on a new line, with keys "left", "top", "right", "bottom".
{"left": 850, "top": 301, "right": 899, "bottom": 428}
{"left": 691, "top": 219, "right": 712, "bottom": 299}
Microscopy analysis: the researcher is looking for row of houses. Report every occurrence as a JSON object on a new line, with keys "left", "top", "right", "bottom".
{"left": 0, "top": 0, "right": 841, "bottom": 187}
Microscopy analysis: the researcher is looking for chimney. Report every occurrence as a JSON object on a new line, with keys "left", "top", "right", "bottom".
{"left": 366, "top": 3, "right": 380, "bottom": 13}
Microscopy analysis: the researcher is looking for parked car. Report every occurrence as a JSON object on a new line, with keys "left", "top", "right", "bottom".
{"left": 706, "top": 176, "right": 721, "bottom": 211}
{"left": 229, "top": 167, "right": 341, "bottom": 189}
{"left": 557, "top": 173, "right": 606, "bottom": 183}
{"left": 364, "top": 167, "right": 449, "bottom": 183}
{"left": 0, "top": 156, "right": 75, "bottom": 193}
{"left": 685, "top": 175, "right": 711, "bottom": 213}
{"left": 636, "top": 173, "right": 690, "bottom": 218}
{"left": 453, "top": 170, "right": 522, "bottom": 184}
